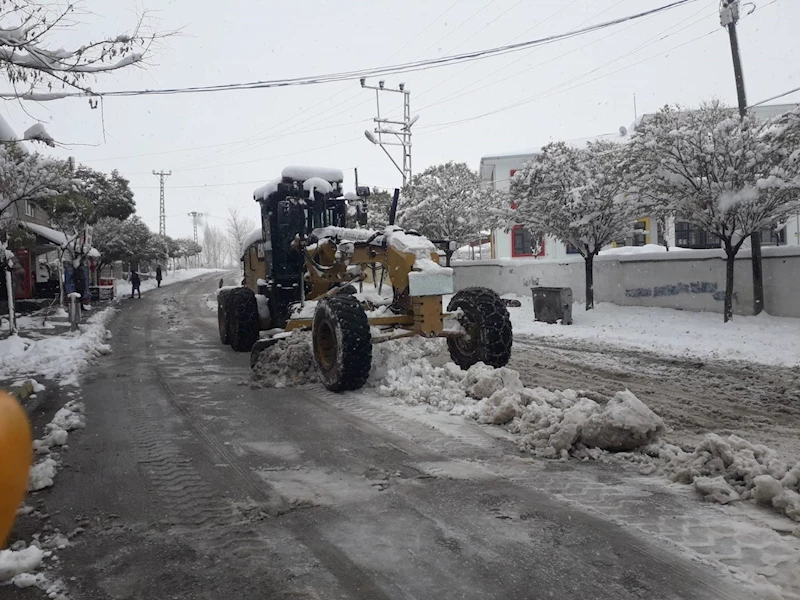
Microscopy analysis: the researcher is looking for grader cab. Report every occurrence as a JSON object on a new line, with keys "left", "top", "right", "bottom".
{"left": 217, "top": 165, "right": 512, "bottom": 392}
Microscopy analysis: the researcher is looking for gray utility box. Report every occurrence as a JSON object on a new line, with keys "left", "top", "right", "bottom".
{"left": 532, "top": 287, "right": 573, "bottom": 325}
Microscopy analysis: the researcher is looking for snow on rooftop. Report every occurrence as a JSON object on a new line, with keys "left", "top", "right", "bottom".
{"left": 21, "top": 221, "right": 70, "bottom": 246}
{"left": 282, "top": 166, "right": 344, "bottom": 183}
{"left": 481, "top": 130, "right": 631, "bottom": 161}
{"left": 240, "top": 226, "right": 264, "bottom": 258}
{"left": 253, "top": 177, "right": 281, "bottom": 201}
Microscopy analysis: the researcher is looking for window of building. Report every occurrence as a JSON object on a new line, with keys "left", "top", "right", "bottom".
{"left": 24, "top": 201, "right": 34, "bottom": 217}
{"left": 565, "top": 243, "right": 581, "bottom": 255}
{"left": 758, "top": 226, "right": 787, "bottom": 246}
{"left": 614, "top": 218, "right": 650, "bottom": 248}
{"left": 674, "top": 221, "right": 720, "bottom": 249}
{"left": 511, "top": 226, "right": 545, "bottom": 257}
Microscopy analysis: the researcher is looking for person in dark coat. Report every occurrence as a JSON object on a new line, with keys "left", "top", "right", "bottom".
{"left": 130, "top": 270, "right": 141, "bottom": 299}
{"left": 156, "top": 265, "right": 163, "bottom": 288}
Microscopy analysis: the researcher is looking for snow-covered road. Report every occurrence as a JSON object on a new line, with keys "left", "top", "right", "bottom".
{"left": 5, "top": 274, "right": 799, "bottom": 600}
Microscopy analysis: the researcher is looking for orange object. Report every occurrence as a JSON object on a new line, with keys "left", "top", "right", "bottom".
{"left": 0, "top": 391, "right": 32, "bottom": 547}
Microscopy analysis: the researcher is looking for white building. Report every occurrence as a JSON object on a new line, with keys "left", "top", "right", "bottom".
{"left": 480, "top": 104, "right": 800, "bottom": 260}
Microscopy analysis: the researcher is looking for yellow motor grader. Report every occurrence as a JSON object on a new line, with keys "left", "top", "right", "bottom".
{"left": 217, "top": 166, "right": 512, "bottom": 392}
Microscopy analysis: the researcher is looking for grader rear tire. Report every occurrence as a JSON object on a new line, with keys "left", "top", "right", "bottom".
{"left": 217, "top": 289, "right": 232, "bottom": 345}
{"left": 447, "top": 287, "right": 512, "bottom": 370}
{"left": 312, "top": 295, "right": 372, "bottom": 392}
{"left": 229, "top": 288, "right": 260, "bottom": 352}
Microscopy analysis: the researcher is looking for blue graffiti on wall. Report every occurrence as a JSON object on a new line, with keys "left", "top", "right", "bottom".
{"left": 625, "top": 281, "right": 731, "bottom": 302}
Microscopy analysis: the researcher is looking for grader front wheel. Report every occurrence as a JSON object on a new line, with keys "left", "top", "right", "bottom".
{"left": 312, "top": 295, "right": 372, "bottom": 392}
{"left": 447, "top": 287, "right": 513, "bottom": 369}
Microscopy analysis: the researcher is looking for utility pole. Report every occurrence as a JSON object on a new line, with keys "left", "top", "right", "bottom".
{"left": 361, "top": 79, "right": 417, "bottom": 187}
{"left": 720, "top": 0, "right": 762, "bottom": 315}
{"left": 187, "top": 212, "right": 203, "bottom": 244}
{"left": 152, "top": 170, "right": 172, "bottom": 236}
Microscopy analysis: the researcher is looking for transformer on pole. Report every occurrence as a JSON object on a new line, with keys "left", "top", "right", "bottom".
{"left": 152, "top": 170, "right": 172, "bottom": 236}
{"left": 361, "top": 79, "right": 417, "bottom": 187}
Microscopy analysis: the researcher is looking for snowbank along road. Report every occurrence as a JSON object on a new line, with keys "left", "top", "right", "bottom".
{"left": 4, "top": 271, "right": 799, "bottom": 600}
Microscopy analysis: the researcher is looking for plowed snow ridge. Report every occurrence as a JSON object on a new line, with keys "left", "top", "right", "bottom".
{"left": 251, "top": 333, "right": 800, "bottom": 522}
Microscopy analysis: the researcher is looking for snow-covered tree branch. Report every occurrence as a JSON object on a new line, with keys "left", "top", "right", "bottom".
{"left": 510, "top": 140, "right": 641, "bottom": 309}
{"left": 627, "top": 101, "right": 800, "bottom": 322}
{"left": 0, "top": 0, "right": 169, "bottom": 96}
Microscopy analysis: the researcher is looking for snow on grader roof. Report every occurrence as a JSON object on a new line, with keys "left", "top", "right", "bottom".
{"left": 240, "top": 226, "right": 264, "bottom": 258}
{"left": 281, "top": 165, "right": 344, "bottom": 183}
{"left": 253, "top": 167, "right": 345, "bottom": 201}
{"left": 253, "top": 177, "right": 281, "bottom": 201}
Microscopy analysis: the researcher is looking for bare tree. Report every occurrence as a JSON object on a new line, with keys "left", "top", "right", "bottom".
{"left": 225, "top": 206, "right": 254, "bottom": 265}
{"left": 201, "top": 224, "right": 227, "bottom": 269}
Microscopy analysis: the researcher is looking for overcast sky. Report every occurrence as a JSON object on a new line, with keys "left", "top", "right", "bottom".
{"left": 2, "top": 0, "right": 797, "bottom": 239}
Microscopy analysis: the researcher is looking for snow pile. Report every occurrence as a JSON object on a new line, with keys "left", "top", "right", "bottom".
{"left": 251, "top": 333, "right": 318, "bottom": 388}
{"left": 32, "top": 400, "right": 85, "bottom": 455}
{"left": 0, "top": 545, "right": 44, "bottom": 582}
{"left": 663, "top": 434, "right": 800, "bottom": 521}
{"left": 372, "top": 350, "right": 665, "bottom": 457}
{"left": 0, "top": 310, "right": 114, "bottom": 385}
{"left": 251, "top": 333, "right": 443, "bottom": 389}
{"left": 28, "top": 458, "right": 58, "bottom": 491}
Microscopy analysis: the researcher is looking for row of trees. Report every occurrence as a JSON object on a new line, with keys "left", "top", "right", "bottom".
{"left": 394, "top": 102, "right": 800, "bottom": 322}
{"left": 0, "top": 143, "right": 202, "bottom": 274}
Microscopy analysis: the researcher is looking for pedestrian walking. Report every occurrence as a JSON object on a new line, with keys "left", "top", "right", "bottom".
{"left": 156, "top": 265, "right": 163, "bottom": 288}
{"left": 130, "top": 269, "right": 141, "bottom": 299}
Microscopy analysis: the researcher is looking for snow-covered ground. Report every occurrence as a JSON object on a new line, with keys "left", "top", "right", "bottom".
{"left": 504, "top": 295, "right": 800, "bottom": 367}
{"left": 0, "top": 310, "right": 114, "bottom": 385}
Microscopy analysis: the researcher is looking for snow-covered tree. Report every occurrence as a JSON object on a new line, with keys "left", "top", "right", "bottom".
{"left": 399, "top": 162, "right": 505, "bottom": 253}
{"left": 510, "top": 141, "right": 641, "bottom": 309}
{"left": 366, "top": 188, "right": 394, "bottom": 230}
{"left": 91, "top": 215, "right": 151, "bottom": 272}
{"left": 628, "top": 102, "right": 800, "bottom": 322}
{"left": 0, "top": 1, "right": 167, "bottom": 97}
{"left": 0, "top": 144, "right": 71, "bottom": 220}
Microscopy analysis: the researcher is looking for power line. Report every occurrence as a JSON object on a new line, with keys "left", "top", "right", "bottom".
{"left": 156, "top": 4, "right": 472, "bottom": 172}
{"left": 415, "top": 0, "right": 711, "bottom": 115}
{"left": 750, "top": 85, "right": 800, "bottom": 107}
{"left": 419, "top": 27, "right": 718, "bottom": 134}
{"left": 0, "top": 0, "right": 701, "bottom": 100}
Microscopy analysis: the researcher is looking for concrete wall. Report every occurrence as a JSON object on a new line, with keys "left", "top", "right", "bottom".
{"left": 453, "top": 246, "right": 800, "bottom": 318}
